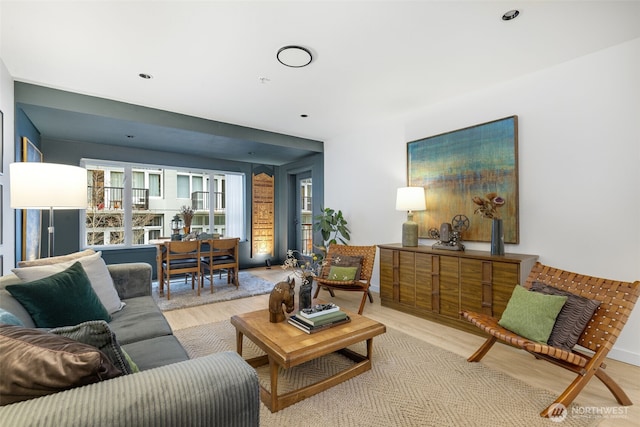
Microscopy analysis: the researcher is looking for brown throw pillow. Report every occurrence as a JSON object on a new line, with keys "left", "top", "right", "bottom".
{"left": 530, "top": 282, "right": 601, "bottom": 351}
{"left": 328, "top": 255, "right": 363, "bottom": 280}
{"left": 0, "top": 325, "right": 122, "bottom": 406}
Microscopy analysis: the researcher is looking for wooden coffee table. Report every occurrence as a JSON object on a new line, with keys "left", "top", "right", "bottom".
{"left": 230, "top": 307, "right": 386, "bottom": 412}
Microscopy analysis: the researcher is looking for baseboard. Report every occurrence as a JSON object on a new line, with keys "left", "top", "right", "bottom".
{"left": 608, "top": 347, "right": 640, "bottom": 367}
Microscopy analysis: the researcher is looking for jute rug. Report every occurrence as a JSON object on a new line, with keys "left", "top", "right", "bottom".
{"left": 152, "top": 271, "right": 274, "bottom": 311}
{"left": 174, "top": 320, "right": 599, "bottom": 427}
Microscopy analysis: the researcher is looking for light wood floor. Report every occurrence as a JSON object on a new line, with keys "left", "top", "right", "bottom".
{"left": 163, "top": 267, "right": 640, "bottom": 426}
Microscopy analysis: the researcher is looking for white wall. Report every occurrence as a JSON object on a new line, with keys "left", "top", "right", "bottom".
{"left": 324, "top": 38, "right": 640, "bottom": 365}
{"left": 0, "top": 57, "right": 15, "bottom": 272}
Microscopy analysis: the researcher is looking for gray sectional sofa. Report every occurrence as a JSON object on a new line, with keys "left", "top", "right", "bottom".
{"left": 0, "top": 262, "right": 260, "bottom": 427}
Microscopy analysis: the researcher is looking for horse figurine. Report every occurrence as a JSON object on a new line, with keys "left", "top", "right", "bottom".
{"left": 269, "top": 277, "right": 295, "bottom": 323}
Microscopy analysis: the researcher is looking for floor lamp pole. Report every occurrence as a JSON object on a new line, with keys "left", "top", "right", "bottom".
{"left": 47, "top": 207, "right": 55, "bottom": 258}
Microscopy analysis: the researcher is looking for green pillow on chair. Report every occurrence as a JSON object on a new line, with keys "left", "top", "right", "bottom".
{"left": 498, "top": 285, "right": 568, "bottom": 344}
{"left": 327, "top": 266, "right": 359, "bottom": 281}
{"left": 6, "top": 262, "right": 111, "bottom": 328}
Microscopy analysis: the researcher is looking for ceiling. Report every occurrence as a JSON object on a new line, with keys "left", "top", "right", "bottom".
{"left": 2, "top": 1, "right": 640, "bottom": 165}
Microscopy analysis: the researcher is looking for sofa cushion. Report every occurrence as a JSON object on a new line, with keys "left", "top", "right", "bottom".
{"left": 108, "top": 296, "right": 173, "bottom": 345}
{"left": 0, "top": 308, "right": 23, "bottom": 326}
{"left": 530, "top": 281, "right": 602, "bottom": 350}
{"left": 17, "top": 249, "right": 95, "bottom": 267}
{"left": 498, "top": 285, "right": 568, "bottom": 344}
{"left": 122, "top": 335, "right": 189, "bottom": 371}
{"left": 50, "top": 320, "right": 133, "bottom": 375}
{"left": 6, "top": 262, "right": 111, "bottom": 328}
{"left": 13, "top": 251, "right": 125, "bottom": 314}
{"left": 0, "top": 325, "right": 122, "bottom": 406}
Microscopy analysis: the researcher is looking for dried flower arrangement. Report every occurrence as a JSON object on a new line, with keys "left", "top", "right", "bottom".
{"left": 472, "top": 192, "right": 505, "bottom": 220}
{"left": 180, "top": 205, "right": 194, "bottom": 229}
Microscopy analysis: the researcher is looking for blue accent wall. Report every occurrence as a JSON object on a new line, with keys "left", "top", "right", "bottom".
{"left": 14, "top": 107, "right": 42, "bottom": 262}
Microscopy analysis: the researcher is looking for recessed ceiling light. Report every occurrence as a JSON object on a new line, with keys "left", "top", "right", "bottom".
{"left": 502, "top": 10, "right": 519, "bottom": 21}
{"left": 277, "top": 46, "right": 313, "bottom": 68}
{"left": 138, "top": 73, "right": 153, "bottom": 79}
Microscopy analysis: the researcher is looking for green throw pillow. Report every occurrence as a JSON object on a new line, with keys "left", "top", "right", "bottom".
{"left": 327, "top": 266, "right": 359, "bottom": 281}
{"left": 6, "top": 262, "right": 111, "bottom": 328}
{"left": 328, "top": 255, "right": 363, "bottom": 280}
{"left": 498, "top": 285, "right": 568, "bottom": 344}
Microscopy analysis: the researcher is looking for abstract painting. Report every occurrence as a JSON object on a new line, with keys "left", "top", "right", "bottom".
{"left": 407, "top": 116, "right": 519, "bottom": 243}
{"left": 22, "top": 137, "right": 43, "bottom": 260}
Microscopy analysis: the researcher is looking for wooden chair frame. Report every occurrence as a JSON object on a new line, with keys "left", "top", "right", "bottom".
{"left": 162, "top": 240, "right": 201, "bottom": 300}
{"left": 200, "top": 237, "right": 240, "bottom": 293}
{"left": 461, "top": 262, "right": 640, "bottom": 417}
{"left": 313, "top": 245, "right": 377, "bottom": 314}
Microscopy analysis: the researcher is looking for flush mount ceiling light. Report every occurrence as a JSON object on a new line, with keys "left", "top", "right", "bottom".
{"left": 502, "top": 9, "right": 520, "bottom": 21}
{"left": 277, "top": 45, "right": 313, "bottom": 68}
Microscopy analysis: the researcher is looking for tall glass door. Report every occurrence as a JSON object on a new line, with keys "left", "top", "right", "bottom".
{"left": 297, "top": 175, "right": 313, "bottom": 255}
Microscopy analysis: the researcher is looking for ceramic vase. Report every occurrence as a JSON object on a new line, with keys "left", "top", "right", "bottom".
{"left": 299, "top": 276, "right": 313, "bottom": 311}
{"left": 491, "top": 218, "right": 505, "bottom": 256}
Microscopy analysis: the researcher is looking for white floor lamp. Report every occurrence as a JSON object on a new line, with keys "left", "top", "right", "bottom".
{"left": 10, "top": 162, "right": 86, "bottom": 258}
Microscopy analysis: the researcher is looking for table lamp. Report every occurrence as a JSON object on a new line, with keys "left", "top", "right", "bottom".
{"left": 396, "top": 187, "right": 426, "bottom": 247}
{"left": 10, "top": 162, "right": 87, "bottom": 258}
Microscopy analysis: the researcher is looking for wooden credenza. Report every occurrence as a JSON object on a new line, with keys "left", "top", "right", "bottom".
{"left": 378, "top": 243, "right": 538, "bottom": 333}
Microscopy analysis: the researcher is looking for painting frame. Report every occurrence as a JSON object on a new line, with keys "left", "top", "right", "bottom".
{"left": 22, "top": 137, "right": 43, "bottom": 260}
{"left": 407, "top": 116, "right": 519, "bottom": 244}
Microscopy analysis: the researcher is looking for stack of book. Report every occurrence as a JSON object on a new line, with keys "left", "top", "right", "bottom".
{"left": 288, "top": 304, "right": 350, "bottom": 334}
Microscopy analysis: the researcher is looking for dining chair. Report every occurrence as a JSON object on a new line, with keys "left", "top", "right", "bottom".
{"left": 200, "top": 237, "right": 240, "bottom": 293}
{"left": 162, "top": 240, "right": 201, "bottom": 299}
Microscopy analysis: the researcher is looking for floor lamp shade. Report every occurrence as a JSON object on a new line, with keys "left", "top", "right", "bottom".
{"left": 10, "top": 162, "right": 87, "bottom": 257}
{"left": 10, "top": 163, "right": 87, "bottom": 209}
{"left": 396, "top": 187, "right": 426, "bottom": 247}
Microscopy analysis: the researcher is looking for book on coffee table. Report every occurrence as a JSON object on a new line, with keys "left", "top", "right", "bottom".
{"left": 299, "top": 303, "right": 340, "bottom": 319}
{"left": 294, "top": 310, "right": 348, "bottom": 327}
{"left": 288, "top": 314, "right": 351, "bottom": 334}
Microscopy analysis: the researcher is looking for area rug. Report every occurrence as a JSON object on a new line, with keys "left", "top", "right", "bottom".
{"left": 174, "top": 320, "right": 599, "bottom": 427}
{"left": 152, "top": 271, "right": 274, "bottom": 311}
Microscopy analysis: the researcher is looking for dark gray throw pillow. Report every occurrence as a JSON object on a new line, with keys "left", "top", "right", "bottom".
{"left": 530, "top": 281, "right": 601, "bottom": 351}
{"left": 50, "top": 320, "right": 133, "bottom": 375}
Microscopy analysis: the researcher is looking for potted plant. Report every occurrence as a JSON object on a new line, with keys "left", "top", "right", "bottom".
{"left": 313, "top": 207, "right": 351, "bottom": 258}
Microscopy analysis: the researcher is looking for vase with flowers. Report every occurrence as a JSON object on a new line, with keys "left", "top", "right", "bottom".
{"left": 282, "top": 249, "right": 325, "bottom": 310}
{"left": 472, "top": 192, "right": 505, "bottom": 255}
{"left": 180, "top": 205, "right": 194, "bottom": 235}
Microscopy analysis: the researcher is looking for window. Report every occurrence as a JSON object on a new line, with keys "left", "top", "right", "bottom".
{"left": 177, "top": 174, "right": 190, "bottom": 198}
{"left": 148, "top": 173, "right": 161, "bottom": 197}
{"left": 81, "top": 159, "right": 245, "bottom": 248}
